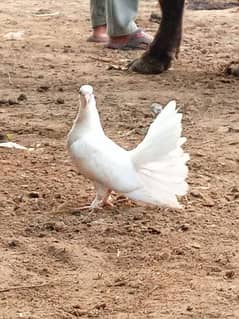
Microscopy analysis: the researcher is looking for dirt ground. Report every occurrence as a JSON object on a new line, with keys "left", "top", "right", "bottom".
{"left": 0, "top": 0, "right": 239, "bottom": 318}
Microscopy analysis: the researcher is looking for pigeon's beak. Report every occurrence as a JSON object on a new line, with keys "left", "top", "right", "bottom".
{"left": 79, "top": 92, "right": 92, "bottom": 107}
{"left": 84, "top": 93, "right": 91, "bottom": 101}
{"left": 79, "top": 85, "right": 94, "bottom": 108}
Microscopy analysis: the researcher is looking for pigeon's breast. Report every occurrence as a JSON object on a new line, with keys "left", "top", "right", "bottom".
{"left": 68, "top": 133, "right": 141, "bottom": 193}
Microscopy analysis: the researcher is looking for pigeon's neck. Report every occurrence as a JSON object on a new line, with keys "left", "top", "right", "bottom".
{"left": 75, "top": 107, "right": 102, "bottom": 131}
{"left": 68, "top": 98, "right": 104, "bottom": 146}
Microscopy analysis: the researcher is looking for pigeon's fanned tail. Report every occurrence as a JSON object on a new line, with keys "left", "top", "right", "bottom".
{"left": 128, "top": 100, "right": 189, "bottom": 208}
{"left": 130, "top": 100, "right": 183, "bottom": 166}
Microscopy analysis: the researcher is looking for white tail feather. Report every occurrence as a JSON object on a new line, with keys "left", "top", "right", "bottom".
{"left": 130, "top": 101, "right": 183, "bottom": 166}
{"left": 128, "top": 100, "right": 189, "bottom": 208}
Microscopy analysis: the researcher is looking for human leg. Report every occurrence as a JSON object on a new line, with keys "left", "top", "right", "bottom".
{"left": 88, "top": 0, "right": 108, "bottom": 43}
{"left": 106, "top": 0, "right": 139, "bottom": 36}
{"left": 105, "top": 0, "right": 152, "bottom": 50}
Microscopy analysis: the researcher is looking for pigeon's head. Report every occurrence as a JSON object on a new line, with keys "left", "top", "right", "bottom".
{"left": 79, "top": 85, "right": 94, "bottom": 107}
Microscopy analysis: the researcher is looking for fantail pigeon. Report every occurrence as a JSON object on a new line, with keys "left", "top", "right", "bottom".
{"left": 67, "top": 85, "right": 189, "bottom": 209}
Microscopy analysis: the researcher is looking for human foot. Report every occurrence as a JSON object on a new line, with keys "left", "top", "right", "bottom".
{"left": 106, "top": 29, "right": 152, "bottom": 50}
{"left": 87, "top": 25, "right": 109, "bottom": 43}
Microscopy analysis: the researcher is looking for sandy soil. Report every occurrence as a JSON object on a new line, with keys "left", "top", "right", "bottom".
{"left": 0, "top": 0, "right": 239, "bottom": 318}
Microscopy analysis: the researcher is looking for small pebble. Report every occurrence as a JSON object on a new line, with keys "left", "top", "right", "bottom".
{"left": 8, "top": 239, "right": 19, "bottom": 248}
{"left": 37, "top": 85, "right": 50, "bottom": 92}
{"left": 0, "top": 133, "right": 7, "bottom": 142}
{"left": 56, "top": 97, "right": 65, "bottom": 104}
{"left": 28, "top": 191, "right": 40, "bottom": 198}
{"left": 190, "top": 191, "right": 203, "bottom": 198}
{"left": 191, "top": 243, "right": 201, "bottom": 249}
{"left": 225, "top": 270, "right": 235, "bottom": 279}
{"left": 44, "top": 221, "right": 65, "bottom": 232}
{"left": 203, "top": 198, "right": 215, "bottom": 207}
{"left": 17, "top": 93, "right": 27, "bottom": 101}
{"left": 225, "top": 63, "right": 239, "bottom": 77}
{"left": 150, "top": 102, "right": 163, "bottom": 115}
{"left": 180, "top": 224, "right": 190, "bottom": 232}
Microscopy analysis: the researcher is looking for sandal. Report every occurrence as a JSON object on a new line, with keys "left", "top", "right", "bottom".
{"left": 106, "top": 29, "right": 152, "bottom": 50}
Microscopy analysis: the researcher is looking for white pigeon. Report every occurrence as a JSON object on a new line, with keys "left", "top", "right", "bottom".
{"left": 67, "top": 85, "right": 189, "bottom": 209}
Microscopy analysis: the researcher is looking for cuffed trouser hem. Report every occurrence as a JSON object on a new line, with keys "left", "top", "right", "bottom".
{"left": 107, "top": 22, "right": 138, "bottom": 37}
{"left": 90, "top": 0, "right": 106, "bottom": 28}
{"left": 106, "top": 0, "right": 138, "bottom": 36}
{"left": 90, "top": 0, "right": 139, "bottom": 37}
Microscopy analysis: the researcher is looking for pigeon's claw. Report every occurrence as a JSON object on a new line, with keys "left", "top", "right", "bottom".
{"left": 90, "top": 190, "right": 113, "bottom": 208}
{"left": 52, "top": 202, "right": 100, "bottom": 215}
{"left": 90, "top": 197, "right": 104, "bottom": 210}
{"left": 102, "top": 194, "right": 114, "bottom": 207}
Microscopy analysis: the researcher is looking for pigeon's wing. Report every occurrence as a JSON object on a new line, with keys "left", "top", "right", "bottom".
{"left": 69, "top": 134, "right": 141, "bottom": 193}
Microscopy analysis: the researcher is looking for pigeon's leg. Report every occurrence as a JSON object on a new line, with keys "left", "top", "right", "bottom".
{"left": 102, "top": 189, "right": 113, "bottom": 207}
{"left": 90, "top": 182, "right": 113, "bottom": 209}
{"left": 57, "top": 185, "right": 111, "bottom": 215}
{"left": 55, "top": 184, "right": 113, "bottom": 214}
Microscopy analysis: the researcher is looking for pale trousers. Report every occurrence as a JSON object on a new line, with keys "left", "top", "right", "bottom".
{"left": 90, "top": 0, "right": 139, "bottom": 36}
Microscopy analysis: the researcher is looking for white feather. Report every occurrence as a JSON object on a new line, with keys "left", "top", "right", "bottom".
{"left": 128, "top": 101, "right": 190, "bottom": 207}
{"left": 0, "top": 142, "right": 28, "bottom": 150}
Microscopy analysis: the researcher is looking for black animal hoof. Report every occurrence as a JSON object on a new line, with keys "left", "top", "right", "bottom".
{"left": 128, "top": 55, "right": 172, "bottom": 75}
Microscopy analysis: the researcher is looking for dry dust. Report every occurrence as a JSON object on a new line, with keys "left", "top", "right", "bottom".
{"left": 0, "top": 0, "right": 239, "bottom": 318}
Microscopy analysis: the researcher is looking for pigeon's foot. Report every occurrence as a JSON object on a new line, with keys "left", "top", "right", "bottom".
{"left": 90, "top": 187, "right": 113, "bottom": 208}
{"left": 53, "top": 192, "right": 113, "bottom": 215}
{"left": 114, "top": 195, "right": 134, "bottom": 207}
{"left": 52, "top": 202, "right": 101, "bottom": 215}
{"left": 71, "top": 196, "right": 112, "bottom": 221}
{"left": 90, "top": 197, "right": 105, "bottom": 210}
{"left": 74, "top": 205, "right": 102, "bottom": 211}
{"left": 102, "top": 194, "right": 114, "bottom": 207}
{"left": 89, "top": 192, "right": 114, "bottom": 209}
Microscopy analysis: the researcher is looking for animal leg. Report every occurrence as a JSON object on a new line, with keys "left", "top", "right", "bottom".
{"left": 128, "top": 0, "right": 185, "bottom": 74}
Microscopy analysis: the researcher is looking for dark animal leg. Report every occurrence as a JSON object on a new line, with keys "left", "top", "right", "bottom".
{"left": 128, "top": 0, "right": 185, "bottom": 74}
